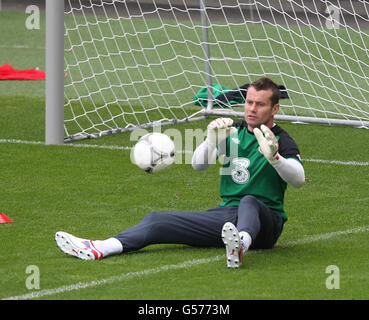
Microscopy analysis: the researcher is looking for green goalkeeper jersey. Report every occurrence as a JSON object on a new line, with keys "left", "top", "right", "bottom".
{"left": 219, "top": 121, "right": 302, "bottom": 221}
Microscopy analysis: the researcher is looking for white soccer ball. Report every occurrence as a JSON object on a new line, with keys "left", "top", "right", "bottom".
{"left": 132, "top": 132, "right": 176, "bottom": 173}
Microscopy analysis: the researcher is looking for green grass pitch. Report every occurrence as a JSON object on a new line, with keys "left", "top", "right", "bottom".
{"left": 0, "top": 10, "right": 369, "bottom": 301}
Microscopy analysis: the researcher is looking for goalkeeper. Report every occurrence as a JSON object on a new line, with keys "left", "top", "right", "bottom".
{"left": 55, "top": 77, "right": 305, "bottom": 268}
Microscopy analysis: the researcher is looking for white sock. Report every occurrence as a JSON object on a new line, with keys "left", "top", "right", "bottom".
{"left": 239, "top": 231, "right": 252, "bottom": 253}
{"left": 93, "top": 238, "right": 123, "bottom": 257}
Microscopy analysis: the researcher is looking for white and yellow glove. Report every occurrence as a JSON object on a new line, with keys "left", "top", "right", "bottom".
{"left": 253, "top": 124, "right": 279, "bottom": 165}
{"left": 206, "top": 117, "right": 237, "bottom": 148}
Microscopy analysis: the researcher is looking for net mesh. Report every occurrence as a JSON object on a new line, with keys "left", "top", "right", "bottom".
{"left": 63, "top": 0, "right": 369, "bottom": 140}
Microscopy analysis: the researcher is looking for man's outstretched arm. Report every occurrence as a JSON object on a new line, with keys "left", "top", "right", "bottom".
{"left": 254, "top": 124, "right": 305, "bottom": 188}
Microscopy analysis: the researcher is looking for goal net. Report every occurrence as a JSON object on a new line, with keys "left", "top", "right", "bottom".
{"left": 62, "top": 0, "right": 369, "bottom": 141}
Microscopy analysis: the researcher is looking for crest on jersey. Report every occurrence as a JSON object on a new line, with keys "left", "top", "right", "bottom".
{"left": 231, "top": 137, "right": 240, "bottom": 144}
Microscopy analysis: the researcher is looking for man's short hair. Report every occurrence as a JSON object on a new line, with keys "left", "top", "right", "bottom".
{"left": 250, "top": 77, "right": 281, "bottom": 106}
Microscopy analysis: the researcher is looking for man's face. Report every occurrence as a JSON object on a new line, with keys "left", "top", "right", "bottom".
{"left": 244, "top": 86, "right": 279, "bottom": 131}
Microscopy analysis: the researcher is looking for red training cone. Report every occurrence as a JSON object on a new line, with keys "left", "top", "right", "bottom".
{"left": 0, "top": 213, "right": 14, "bottom": 224}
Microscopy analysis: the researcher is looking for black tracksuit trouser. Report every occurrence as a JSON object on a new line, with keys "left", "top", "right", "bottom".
{"left": 113, "top": 195, "right": 284, "bottom": 253}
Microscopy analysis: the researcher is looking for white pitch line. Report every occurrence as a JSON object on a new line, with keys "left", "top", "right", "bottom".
{"left": 3, "top": 256, "right": 223, "bottom": 301}
{"left": 0, "top": 139, "right": 132, "bottom": 151}
{"left": 303, "top": 158, "right": 369, "bottom": 166}
{"left": 2, "top": 225, "right": 369, "bottom": 300}
{"left": 1, "top": 138, "right": 368, "bottom": 166}
{"left": 0, "top": 45, "right": 45, "bottom": 50}
{"left": 283, "top": 225, "right": 369, "bottom": 246}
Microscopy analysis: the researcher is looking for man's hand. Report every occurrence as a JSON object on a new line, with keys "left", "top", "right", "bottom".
{"left": 206, "top": 117, "right": 237, "bottom": 148}
{"left": 253, "top": 124, "right": 279, "bottom": 165}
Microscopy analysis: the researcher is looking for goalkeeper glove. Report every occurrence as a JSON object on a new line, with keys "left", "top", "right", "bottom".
{"left": 253, "top": 124, "right": 280, "bottom": 165}
{"left": 205, "top": 117, "right": 238, "bottom": 148}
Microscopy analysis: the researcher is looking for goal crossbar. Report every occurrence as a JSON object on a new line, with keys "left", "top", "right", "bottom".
{"left": 204, "top": 109, "right": 369, "bottom": 128}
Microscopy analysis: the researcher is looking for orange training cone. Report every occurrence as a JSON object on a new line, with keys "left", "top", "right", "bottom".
{"left": 0, "top": 213, "right": 14, "bottom": 224}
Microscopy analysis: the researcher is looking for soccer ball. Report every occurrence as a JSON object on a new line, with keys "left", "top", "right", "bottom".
{"left": 132, "top": 132, "right": 176, "bottom": 173}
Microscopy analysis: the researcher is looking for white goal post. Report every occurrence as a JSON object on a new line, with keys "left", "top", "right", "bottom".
{"left": 45, "top": 0, "right": 369, "bottom": 144}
